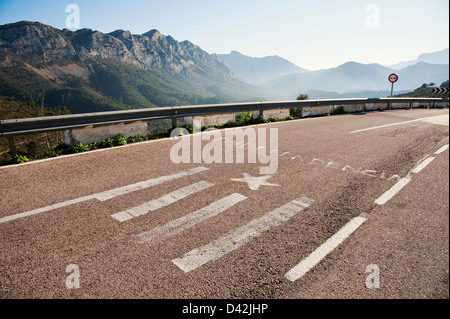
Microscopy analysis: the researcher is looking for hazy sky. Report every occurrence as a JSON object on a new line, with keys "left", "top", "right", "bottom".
{"left": 0, "top": 0, "right": 448, "bottom": 70}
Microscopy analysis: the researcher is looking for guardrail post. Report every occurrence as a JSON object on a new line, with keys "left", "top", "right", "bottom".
{"left": 8, "top": 136, "right": 17, "bottom": 157}
{"left": 172, "top": 110, "right": 177, "bottom": 129}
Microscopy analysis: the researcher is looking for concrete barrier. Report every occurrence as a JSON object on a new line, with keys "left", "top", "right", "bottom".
{"left": 184, "top": 112, "right": 236, "bottom": 128}
{"left": 263, "top": 108, "right": 291, "bottom": 119}
{"left": 391, "top": 102, "right": 411, "bottom": 109}
{"left": 334, "top": 104, "right": 363, "bottom": 113}
{"left": 64, "top": 121, "right": 148, "bottom": 145}
{"left": 365, "top": 103, "right": 388, "bottom": 111}
{"left": 435, "top": 101, "right": 449, "bottom": 108}
{"left": 302, "top": 106, "right": 331, "bottom": 117}
{"left": 60, "top": 100, "right": 448, "bottom": 145}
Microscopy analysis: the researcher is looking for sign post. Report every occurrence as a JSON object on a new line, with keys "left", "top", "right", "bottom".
{"left": 388, "top": 73, "right": 398, "bottom": 96}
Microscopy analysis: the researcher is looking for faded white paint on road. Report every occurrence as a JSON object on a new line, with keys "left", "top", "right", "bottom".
{"left": 0, "top": 167, "right": 208, "bottom": 224}
{"left": 135, "top": 193, "right": 247, "bottom": 243}
{"left": 349, "top": 114, "right": 449, "bottom": 134}
{"left": 111, "top": 181, "right": 213, "bottom": 222}
{"left": 374, "top": 176, "right": 412, "bottom": 206}
{"left": 285, "top": 215, "right": 368, "bottom": 282}
{"left": 172, "top": 196, "right": 314, "bottom": 273}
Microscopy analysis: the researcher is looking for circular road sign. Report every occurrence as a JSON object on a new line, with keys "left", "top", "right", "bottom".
{"left": 388, "top": 73, "right": 398, "bottom": 83}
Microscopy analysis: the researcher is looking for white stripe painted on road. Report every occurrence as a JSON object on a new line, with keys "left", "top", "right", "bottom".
{"left": 93, "top": 166, "right": 209, "bottom": 201}
{"left": 111, "top": 181, "right": 214, "bottom": 222}
{"left": 374, "top": 176, "right": 411, "bottom": 205}
{"left": 0, "top": 195, "right": 94, "bottom": 224}
{"left": 349, "top": 115, "right": 448, "bottom": 134}
{"left": 0, "top": 167, "right": 208, "bottom": 225}
{"left": 435, "top": 144, "right": 449, "bottom": 154}
{"left": 374, "top": 143, "right": 447, "bottom": 206}
{"left": 172, "top": 196, "right": 314, "bottom": 273}
{"left": 284, "top": 215, "right": 367, "bottom": 282}
{"left": 135, "top": 193, "right": 247, "bottom": 243}
{"left": 411, "top": 156, "right": 435, "bottom": 174}
{"left": 421, "top": 114, "right": 449, "bottom": 126}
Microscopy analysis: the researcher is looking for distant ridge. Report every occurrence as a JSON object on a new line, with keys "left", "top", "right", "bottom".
{"left": 388, "top": 48, "right": 449, "bottom": 70}
{"left": 219, "top": 50, "right": 309, "bottom": 85}
{"left": 263, "top": 60, "right": 449, "bottom": 99}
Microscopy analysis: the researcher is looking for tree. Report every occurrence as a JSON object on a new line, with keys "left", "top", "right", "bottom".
{"left": 296, "top": 93, "right": 309, "bottom": 100}
{"left": 292, "top": 93, "right": 308, "bottom": 119}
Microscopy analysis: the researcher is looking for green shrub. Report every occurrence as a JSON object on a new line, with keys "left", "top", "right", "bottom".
{"left": 333, "top": 105, "right": 347, "bottom": 114}
{"left": 235, "top": 111, "right": 252, "bottom": 125}
{"left": 113, "top": 135, "right": 127, "bottom": 146}
{"left": 183, "top": 124, "right": 194, "bottom": 133}
{"left": 51, "top": 141, "right": 71, "bottom": 156}
{"left": 127, "top": 135, "right": 145, "bottom": 143}
{"left": 98, "top": 138, "right": 115, "bottom": 149}
{"left": 253, "top": 116, "right": 268, "bottom": 124}
{"left": 13, "top": 154, "right": 29, "bottom": 164}
{"left": 70, "top": 143, "right": 89, "bottom": 153}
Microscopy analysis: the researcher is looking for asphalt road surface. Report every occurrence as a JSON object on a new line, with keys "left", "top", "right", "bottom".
{"left": 0, "top": 108, "right": 448, "bottom": 301}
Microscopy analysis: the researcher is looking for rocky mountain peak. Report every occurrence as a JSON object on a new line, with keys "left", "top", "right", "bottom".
{"left": 0, "top": 21, "right": 228, "bottom": 74}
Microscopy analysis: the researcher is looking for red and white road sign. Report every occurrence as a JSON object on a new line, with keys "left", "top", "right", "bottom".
{"left": 388, "top": 73, "right": 398, "bottom": 83}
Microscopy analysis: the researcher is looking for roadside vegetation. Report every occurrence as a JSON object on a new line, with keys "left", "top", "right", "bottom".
{"left": 395, "top": 80, "right": 449, "bottom": 98}
{"left": 0, "top": 111, "right": 294, "bottom": 166}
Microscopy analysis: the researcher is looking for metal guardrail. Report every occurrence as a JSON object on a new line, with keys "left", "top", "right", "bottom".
{"left": 1, "top": 97, "right": 448, "bottom": 156}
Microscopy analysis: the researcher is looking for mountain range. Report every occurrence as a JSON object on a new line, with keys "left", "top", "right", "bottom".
{"left": 0, "top": 21, "right": 275, "bottom": 114}
{"left": 218, "top": 50, "right": 309, "bottom": 86}
{"left": 0, "top": 20, "right": 448, "bottom": 115}
{"left": 387, "top": 48, "right": 449, "bottom": 69}
{"left": 219, "top": 50, "right": 449, "bottom": 99}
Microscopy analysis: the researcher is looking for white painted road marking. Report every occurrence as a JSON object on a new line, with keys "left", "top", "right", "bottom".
{"left": 231, "top": 173, "right": 280, "bottom": 190}
{"left": 284, "top": 215, "right": 367, "bottom": 282}
{"left": 421, "top": 115, "right": 449, "bottom": 126}
{"left": 435, "top": 144, "right": 449, "bottom": 154}
{"left": 411, "top": 156, "right": 435, "bottom": 174}
{"left": 374, "top": 143, "right": 448, "bottom": 206}
{"left": 0, "top": 195, "right": 95, "bottom": 225}
{"left": 94, "top": 166, "right": 209, "bottom": 201}
{"left": 0, "top": 167, "right": 208, "bottom": 225}
{"left": 349, "top": 115, "right": 449, "bottom": 134}
{"left": 172, "top": 196, "right": 314, "bottom": 273}
{"left": 135, "top": 193, "right": 247, "bottom": 243}
{"left": 111, "top": 181, "right": 213, "bottom": 222}
{"left": 374, "top": 176, "right": 412, "bottom": 206}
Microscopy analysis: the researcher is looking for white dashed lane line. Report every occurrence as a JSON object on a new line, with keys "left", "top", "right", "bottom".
{"left": 374, "top": 144, "right": 448, "bottom": 206}
{"left": 284, "top": 143, "right": 448, "bottom": 282}
{"left": 284, "top": 214, "right": 368, "bottom": 282}
{"left": 0, "top": 167, "right": 208, "bottom": 224}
